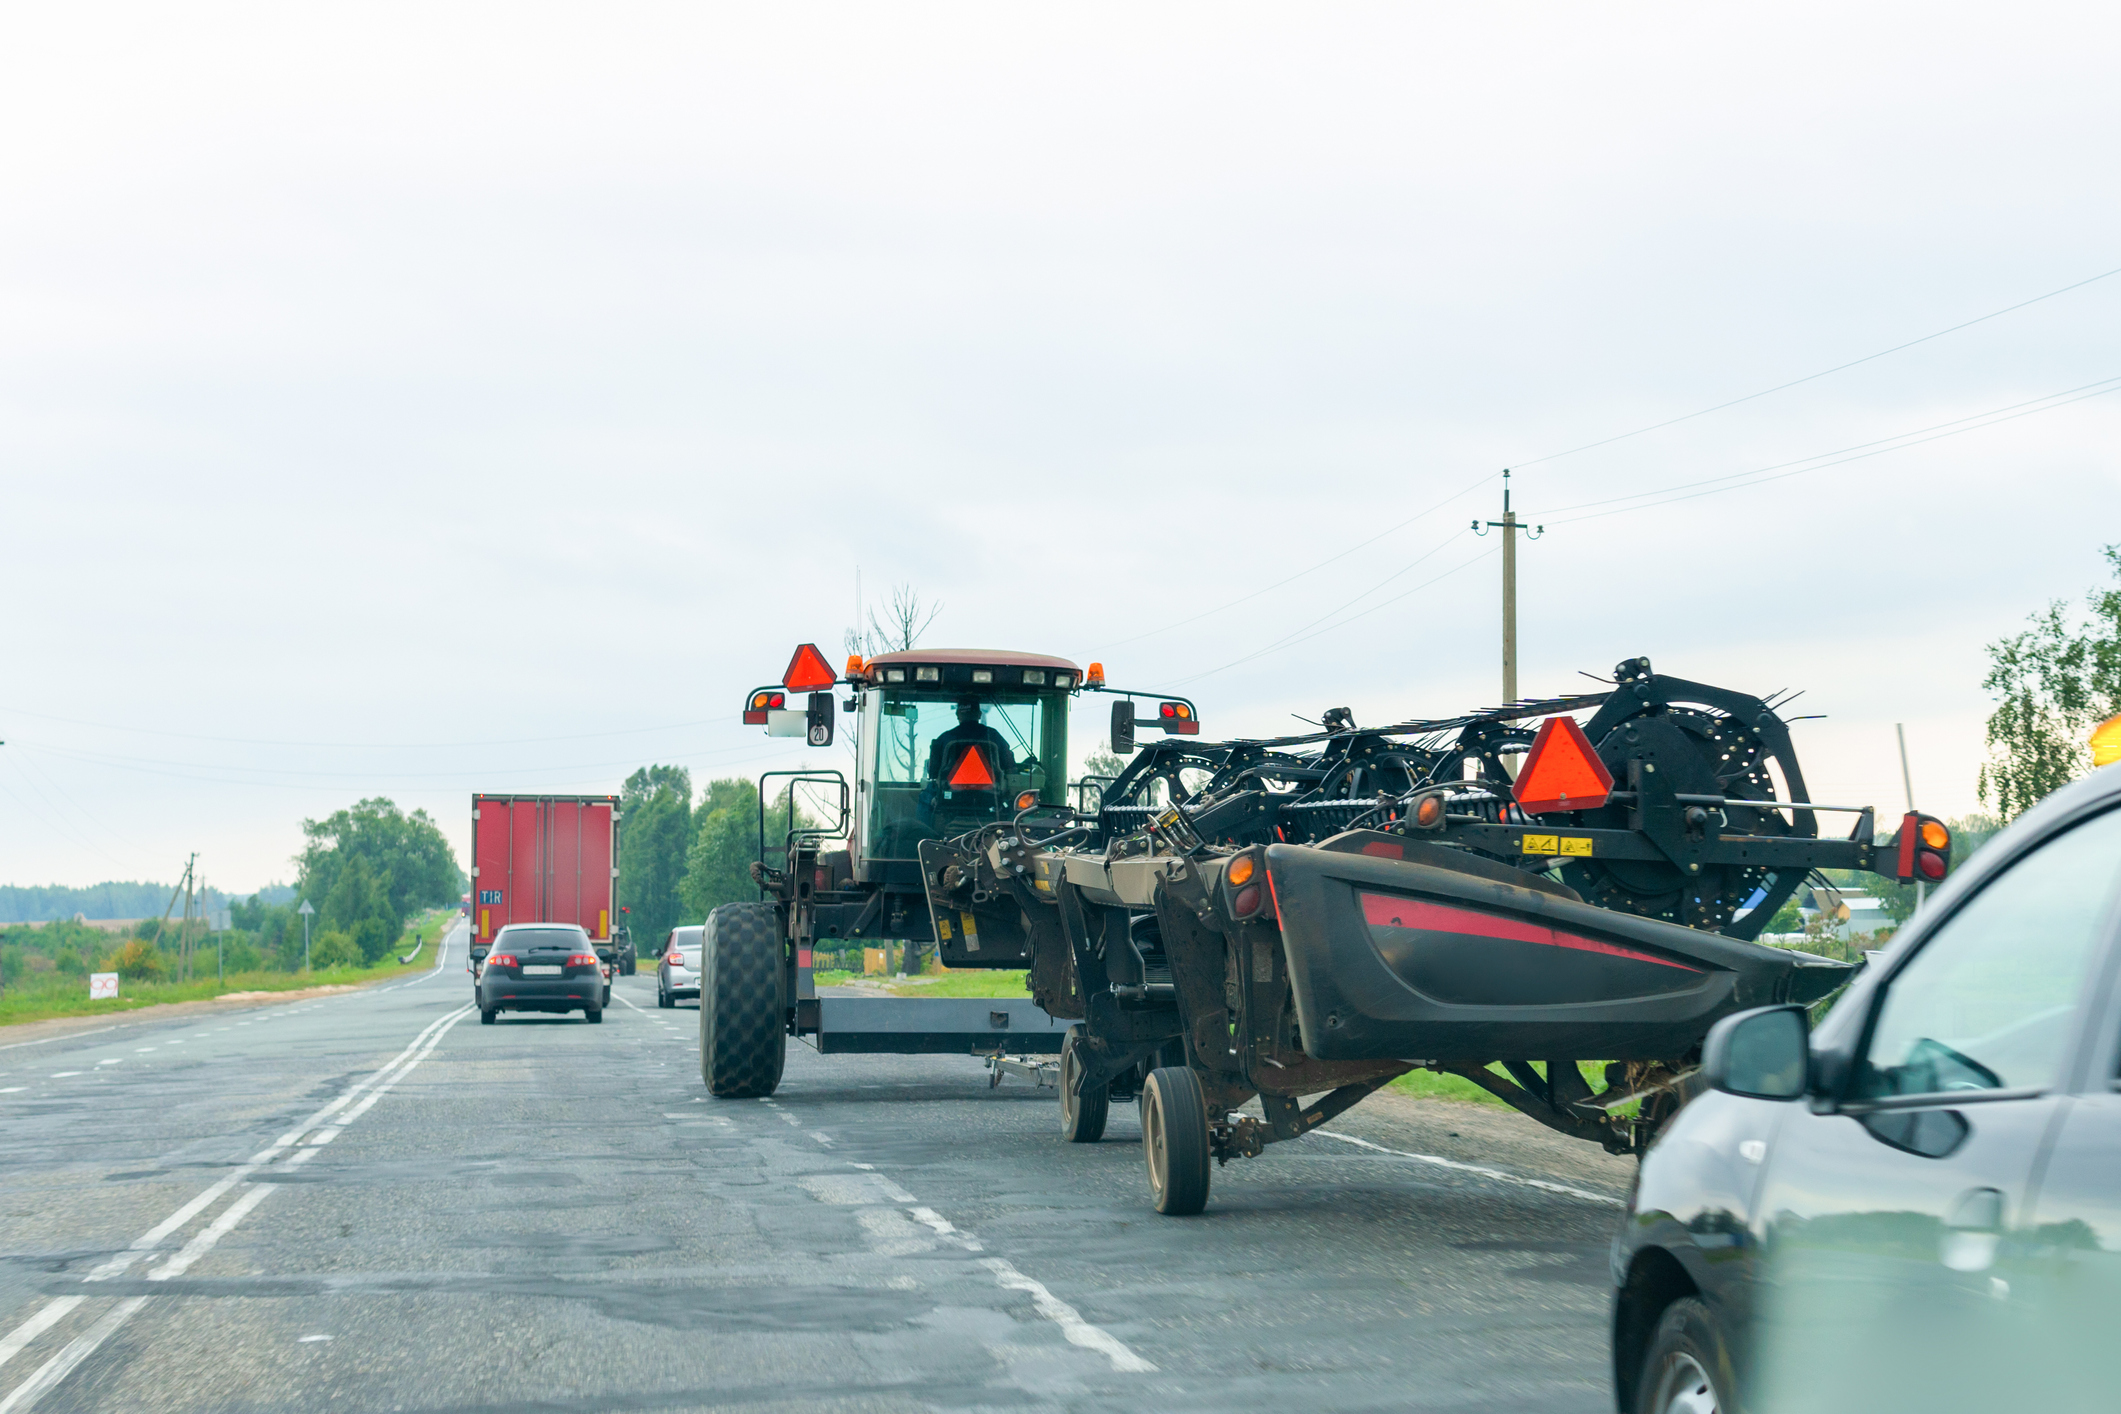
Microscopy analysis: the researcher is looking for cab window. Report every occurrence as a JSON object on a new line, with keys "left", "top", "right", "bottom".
{"left": 863, "top": 687, "right": 1069, "bottom": 859}
{"left": 1858, "top": 808, "right": 2121, "bottom": 1099}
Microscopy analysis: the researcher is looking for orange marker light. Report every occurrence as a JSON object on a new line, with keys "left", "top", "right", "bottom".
{"left": 1227, "top": 854, "right": 1257, "bottom": 887}
{"left": 1015, "top": 790, "right": 1038, "bottom": 811}
{"left": 1085, "top": 662, "right": 1106, "bottom": 688}
{"left": 1415, "top": 795, "right": 1446, "bottom": 829}
{"left": 1920, "top": 819, "right": 1950, "bottom": 850}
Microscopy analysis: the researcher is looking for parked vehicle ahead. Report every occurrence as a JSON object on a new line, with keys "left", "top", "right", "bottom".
{"left": 477, "top": 923, "right": 606, "bottom": 1024}
{"left": 1612, "top": 766, "right": 2121, "bottom": 1413}
{"left": 658, "top": 925, "right": 703, "bottom": 1008}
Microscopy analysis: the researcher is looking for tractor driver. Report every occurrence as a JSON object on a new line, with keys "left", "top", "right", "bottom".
{"left": 927, "top": 699, "right": 1016, "bottom": 784}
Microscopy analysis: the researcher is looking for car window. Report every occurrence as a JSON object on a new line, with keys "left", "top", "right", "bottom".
{"left": 501, "top": 928, "right": 587, "bottom": 951}
{"left": 1858, "top": 808, "right": 2121, "bottom": 1099}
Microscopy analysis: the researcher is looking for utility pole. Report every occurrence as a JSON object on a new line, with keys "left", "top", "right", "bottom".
{"left": 298, "top": 899, "right": 315, "bottom": 972}
{"left": 1473, "top": 470, "right": 1543, "bottom": 706}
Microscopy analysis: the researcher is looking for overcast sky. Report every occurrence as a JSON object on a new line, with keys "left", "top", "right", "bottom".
{"left": 4, "top": 3, "right": 2117, "bottom": 893}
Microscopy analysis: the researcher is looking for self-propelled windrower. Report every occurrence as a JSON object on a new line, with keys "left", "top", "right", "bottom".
{"left": 709, "top": 648, "right": 1951, "bottom": 1215}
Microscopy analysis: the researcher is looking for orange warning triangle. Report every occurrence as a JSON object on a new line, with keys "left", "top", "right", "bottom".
{"left": 1513, "top": 716, "right": 1615, "bottom": 814}
{"left": 948, "top": 745, "right": 997, "bottom": 789}
{"left": 781, "top": 642, "right": 838, "bottom": 692}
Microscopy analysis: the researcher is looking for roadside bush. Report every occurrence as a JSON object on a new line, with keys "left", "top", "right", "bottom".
{"left": 221, "top": 938, "right": 264, "bottom": 972}
{"left": 309, "top": 930, "right": 362, "bottom": 970}
{"left": 108, "top": 939, "right": 168, "bottom": 982}
{"left": 0, "top": 945, "right": 22, "bottom": 985}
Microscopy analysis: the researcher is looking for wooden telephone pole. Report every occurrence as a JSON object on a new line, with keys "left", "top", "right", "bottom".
{"left": 1473, "top": 470, "right": 1542, "bottom": 704}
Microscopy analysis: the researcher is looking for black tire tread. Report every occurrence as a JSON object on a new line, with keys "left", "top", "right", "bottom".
{"left": 1061, "top": 1026, "right": 1109, "bottom": 1143}
{"left": 701, "top": 901, "right": 785, "bottom": 1098}
{"left": 1144, "top": 1066, "right": 1211, "bottom": 1216}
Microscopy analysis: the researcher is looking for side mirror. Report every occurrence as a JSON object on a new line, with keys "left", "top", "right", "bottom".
{"left": 806, "top": 691, "right": 835, "bottom": 747}
{"left": 1111, "top": 699, "right": 1136, "bottom": 754}
{"left": 1701, "top": 1004, "right": 1810, "bottom": 1100}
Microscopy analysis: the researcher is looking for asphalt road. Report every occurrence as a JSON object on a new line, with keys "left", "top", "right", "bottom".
{"left": 0, "top": 922, "right": 1633, "bottom": 1412}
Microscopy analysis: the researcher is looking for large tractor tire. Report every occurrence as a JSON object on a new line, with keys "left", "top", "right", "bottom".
{"left": 700, "top": 901, "right": 786, "bottom": 1098}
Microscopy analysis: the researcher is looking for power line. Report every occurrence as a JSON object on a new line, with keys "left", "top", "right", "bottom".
{"left": 0, "top": 705, "right": 731, "bottom": 751}
{"left": 1537, "top": 374, "right": 2121, "bottom": 526}
{"left": 1166, "top": 546, "right": 1498, "bottom": 689}
{"left": 1514, "top": 261, "right": 2121, "bottom": 469}
{"left": 1101, "top": 468, "right": 1495, "bottom": 650}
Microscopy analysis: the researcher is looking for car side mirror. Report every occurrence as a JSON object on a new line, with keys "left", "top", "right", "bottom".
{"left": 1701, "top": 1004, "right": 1810, "bottom": 1100}
{"left": 1111, "top": 699, "right": 1136, "bottom": 754}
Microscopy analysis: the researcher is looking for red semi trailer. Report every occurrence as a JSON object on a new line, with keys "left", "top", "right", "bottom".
{"left": 468, "top": 795, "right": 623, "bottom": 982}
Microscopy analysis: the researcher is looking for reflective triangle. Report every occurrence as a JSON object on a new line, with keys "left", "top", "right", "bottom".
{"left": 948, "top": 746, "right": 996, "bottom": 789}
{"left": 1512, "top": 716, "right": 1615, "bottom": 814}
{"left": 781, "top": 642, "right": 837, "bottom": 692}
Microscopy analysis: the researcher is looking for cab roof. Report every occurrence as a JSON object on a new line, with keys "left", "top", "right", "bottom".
{"left": 866, "top": 648, "right": 1082, "bottom": 673}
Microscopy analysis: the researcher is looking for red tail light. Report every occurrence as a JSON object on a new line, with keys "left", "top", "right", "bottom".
{"left": 487, "top": 953, "right": 519, "bottom": 967}
{"left": 566, "top": 953, "right": 598, "bottom": 966}
{"left": 666, "top": 949, "right": 685, "bottom": 964}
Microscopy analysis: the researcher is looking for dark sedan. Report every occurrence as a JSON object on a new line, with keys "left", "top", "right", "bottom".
{"left": 1612, "top": 765, "right": 2121, "bottom": 1412}
{"left": 477, "top": 924, "right": 606, "bottom": 1024}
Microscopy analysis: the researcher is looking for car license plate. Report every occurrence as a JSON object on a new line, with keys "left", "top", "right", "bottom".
{"left": 523, "top": 964, "right": 562, "bottom": 976}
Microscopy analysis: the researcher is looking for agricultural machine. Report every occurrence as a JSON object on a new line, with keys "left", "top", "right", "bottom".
{"left": 705, "top": 644, "right": 1950, "bottom": 1214}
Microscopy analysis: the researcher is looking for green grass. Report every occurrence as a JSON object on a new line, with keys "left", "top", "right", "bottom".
{"left": 811, "top": 968, "right": 1032, "bottom": 997}
{"left": 1389, "top": 1060, "right": 1616, "bottom": 1109}
{"left": 883, "top": 969, "right": 1031, "bottom": 997}
{"left": 0, "top": 912, "right": 451, "bottom": 1028}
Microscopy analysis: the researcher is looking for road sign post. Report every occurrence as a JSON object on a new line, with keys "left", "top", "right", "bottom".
{"left": 298, "top": 899, "right": 315, "bottom": 972}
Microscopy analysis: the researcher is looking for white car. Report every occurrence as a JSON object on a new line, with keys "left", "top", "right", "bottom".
{"left": 656, "top": 925, "right": 703, "bottom": 1007}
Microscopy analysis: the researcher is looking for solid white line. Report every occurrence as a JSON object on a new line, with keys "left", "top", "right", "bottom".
{"left": 0, "top": 1004, "right": 470, "bottom": 1396}
{"left": 1314, "top": 1131, "right": 1625, "bottom": 1207}
{"left": 0, "top": 1028, "right": 118, "bottom": 1053}
{"left": 979, "top": 1258, "right": 1156, "bottom": 1373}
{"left": 0, "top": 1303, "right": 80, "bottom": 1379}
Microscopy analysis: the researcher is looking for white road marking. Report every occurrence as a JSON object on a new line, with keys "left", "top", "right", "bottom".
{"left": 48, "top": 1073, "right": 81, "bottom": 1079}
{"left": 0, "top": 1004, "right": 471, "bottom": 1400}
{"left": 297, "top": 1334, "right": 331, "bottom": 1343}
{"left": 810, "top": 1131, "right": 834, "bottom": 1147}
{"left": 979, "top": 1258, "right": 1157, "bottom": 1373}
{"left": 0, "top": 1088, "right": 21, "bottom": 1095}
{"left": 1315, "top": 1131, "right": 1624, "bottom": 1206}
{"left": 95, "top": 1060, "right": 121, "bottom": 1067}
{"left": 0, "top": 1028, "right": 119, "bottom": 1053}
{"left": 795, "top": 1165, "right": 1153, "bottom": 1374}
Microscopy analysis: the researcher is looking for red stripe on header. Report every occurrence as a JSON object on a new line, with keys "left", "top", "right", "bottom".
{"left": 1359, "top": 893, "right": 1699, "bottom": 972}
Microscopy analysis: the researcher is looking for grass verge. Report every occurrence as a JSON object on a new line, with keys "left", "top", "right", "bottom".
{"left": 0, "top": 912, "right": 451, "bottom": 1028}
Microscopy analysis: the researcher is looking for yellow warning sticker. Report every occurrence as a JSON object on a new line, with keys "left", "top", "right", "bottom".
{"left": 1558, "top": 836, "right": 1593, "bottom": 857}
{"left": 937, "top": 916, "right": 953, "bottom": 941}
{"left": 1521, "top": 834, "right": 1558, "bottom": 855}
{"left": 960, "top": 912, "right": 982, "bottom": 952}
{"left": 1521, "top": 833, "right": 1594, "bottom": 857}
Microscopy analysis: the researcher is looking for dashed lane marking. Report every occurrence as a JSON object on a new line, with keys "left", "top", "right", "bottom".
{"left": 1315, "top": 1130, "right": 1624, "bottom": 1206}
{"left": 795, "top": 1166, "right": 1154, "bottom": 1373}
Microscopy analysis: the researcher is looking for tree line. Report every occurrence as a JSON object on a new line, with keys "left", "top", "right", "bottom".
{"left": 617, "top": 766, "right": 837, "bottom": 955}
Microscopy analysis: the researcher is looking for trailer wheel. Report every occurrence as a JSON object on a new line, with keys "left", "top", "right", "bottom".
{"left": 700, "top": 901, "right": 785, "bottom": 1098}
{"left": 1060, "top": 1026, "right": 1109, "bottom": 1143}
{"left": 1142, "top": 1066, "right": 1211, "bottom": 1215}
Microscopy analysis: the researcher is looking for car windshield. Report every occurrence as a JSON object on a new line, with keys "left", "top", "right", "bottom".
{"left": 501, "top": 929, "right": 586, "bottom": 952}
{"left": 863, "top": 686, "right": 1070, "bottom": 860}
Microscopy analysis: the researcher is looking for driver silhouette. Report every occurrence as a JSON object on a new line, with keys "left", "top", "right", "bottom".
{"left": 927, "top": 699, "right": 1016, "bottom": 782}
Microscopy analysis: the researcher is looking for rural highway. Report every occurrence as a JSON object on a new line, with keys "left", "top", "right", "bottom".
{"left": 0, "top": 922, "right": 1634, "bottom": 1412}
